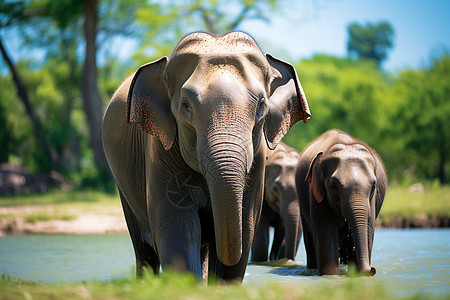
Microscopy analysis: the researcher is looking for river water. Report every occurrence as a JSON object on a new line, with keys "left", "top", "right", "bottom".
{"left": 0, "top": 229, "right": 449, "bottom": 295}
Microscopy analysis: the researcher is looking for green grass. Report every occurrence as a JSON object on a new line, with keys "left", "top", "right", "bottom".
{"left": 24, "top": 212, "right": 77, "bottom": 224}
{"left": 379, "top": 185, "right": 450, "bottom": 222}
{"left": 0, "top": 190, "right": 119, "bottom": 207}
{"left": 0, "top": 271, "right": 446, "bottom": 300}
{"left": 0, "top": 190, "right": 122, "bottom": 224}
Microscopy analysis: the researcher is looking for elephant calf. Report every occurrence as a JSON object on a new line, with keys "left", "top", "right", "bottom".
{"left": 295, "top": 129, "right": 386, "bottom": 276}
{"left": 252, "top": 142, "right": 302, "bottom": 262}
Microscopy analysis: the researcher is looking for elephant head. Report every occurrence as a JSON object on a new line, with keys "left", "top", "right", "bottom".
{"left": 265, "top": 143, "right": 302, "bottom": 260}
{"left": 126, "top": 32, "right": 310, "bottom": 267}
{"left": 306, "top": 141, "right": 385, "bottom": 275}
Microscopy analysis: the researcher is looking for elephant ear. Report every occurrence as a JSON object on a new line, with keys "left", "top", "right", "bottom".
{"left": 374, "top": 154, "right": 387, "bottom": 218}
{"left": 306, "top": 152, "right": 325, "bottom": 203}
{"left": 264, "top": 54, "right": 311, "bottom": 150}
{"left": 126, "top": 57, "right": 176, "bottom": 150}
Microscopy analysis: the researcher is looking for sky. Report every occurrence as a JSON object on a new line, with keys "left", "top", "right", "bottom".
{"left": 234, "top": 0, "right": 450, "bottom": 72}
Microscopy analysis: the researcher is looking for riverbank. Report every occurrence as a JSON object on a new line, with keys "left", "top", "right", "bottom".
{"left": 0, "top": 190, "right": 127, "bottom": 236}
{"left": 0, "top": 205, "right": 127, "bottom": 236}
{"left": 0, "top": 186, "right": 449, "bottom": 236}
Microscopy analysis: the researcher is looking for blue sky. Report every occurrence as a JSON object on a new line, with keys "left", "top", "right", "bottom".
{"left": 235, "top": 0, "right": 450, "bottom": 72}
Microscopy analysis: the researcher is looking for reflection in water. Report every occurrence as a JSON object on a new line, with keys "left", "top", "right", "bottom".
{"left": 0, "top": 229, "right": 449, "bottom": 295}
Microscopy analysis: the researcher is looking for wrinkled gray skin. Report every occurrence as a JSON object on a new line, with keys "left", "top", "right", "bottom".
{"left": 251, "top": 142, "right": 302, "bottom": 262}
{"left": 102, "top": 32, "right": 310, "bottom": 283}
{"left": 295, "top": 130, "right": 386, "bottom": 276}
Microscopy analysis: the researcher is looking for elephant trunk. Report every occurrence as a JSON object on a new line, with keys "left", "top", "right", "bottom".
{"left": 343, "top": 193, "right": 376, "bottom": 276}
{"left": 201, "top": 135, "right": 252, "bottom": 266}
{"left": 281, "top": 191, "right": 301, "bottom": 260}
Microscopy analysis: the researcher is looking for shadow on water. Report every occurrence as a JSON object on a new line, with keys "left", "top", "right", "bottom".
{"left": 249, "top": 259, "right": 320, "bottom": 276}
{"left": 269, "top": 265, "right": 320, "bottom": 277}
{"left": 251, "top": 258, "right": 359, "bottom": 277}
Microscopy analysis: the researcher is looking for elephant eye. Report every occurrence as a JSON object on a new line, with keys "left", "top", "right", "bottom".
{"left": 330, "top": 177, "right": 339, "bottom": 192}
{"left": 256, "top": 97, "right": 267, "bottom": 121}
{"left": 181, "top": 98, "right": 191, "bottom": 111}
{"left": 181, "top": 98, "right": 193, "bottom": 122}
{"left": 369, "top": 183, "right": 376, "bottom": 199}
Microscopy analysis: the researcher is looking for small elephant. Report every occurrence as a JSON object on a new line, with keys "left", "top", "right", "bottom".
{"left": 102, "top": 32, "right": 310, "bottom": 283}
{"left": 295, "top": 130, "right": 386, "bottom": 275}
{"left": 251, "top": 142, "right": 302, "bottom": 262}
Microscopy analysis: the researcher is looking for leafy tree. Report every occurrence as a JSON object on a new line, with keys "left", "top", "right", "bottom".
{"left": 394, "top": 53, "right": 450, "bottom": 184}
{"left": 347, "top": 21, "right": 394, "bottom": 68}
{"left": 134, "top": 0, "right": 280, "bottom": 64}
{"left": 0, "top": 0, "right": 145, "bottom": 186}
{"left": 0, "top": 75, "right": 14, "bottom": 163}
{"left": 0, "top": 1, "right": 58, "bottom": 171}
{"left": 284, "top": 55, "right": 391, "bottom": 152}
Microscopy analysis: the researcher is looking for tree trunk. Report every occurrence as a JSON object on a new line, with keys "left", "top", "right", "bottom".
{"left": 81, "top": 0, "right": 108, "bottom": 175}
{"left": 0, "top": 37, "right": 57, "bottom": 171}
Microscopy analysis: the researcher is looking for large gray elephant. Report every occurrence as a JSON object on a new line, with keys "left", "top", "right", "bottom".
{"left": 295, "top": 130, "right": 386, "bottom": 276}
{"left": 251, "top": 142, "right": 302, "bottom": 262}
{"left": 102, "top": 32, "right": 310, "bottom": 283}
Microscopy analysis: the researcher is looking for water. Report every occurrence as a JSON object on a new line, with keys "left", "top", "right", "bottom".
{"left": 245, "top": 229, "right": 450, "bottom": 295}
{"left": 0, "top": 234, "right": 134, "bottom": 282}
{"left": 0, "top": 229, "right": 449, "bottom": 295}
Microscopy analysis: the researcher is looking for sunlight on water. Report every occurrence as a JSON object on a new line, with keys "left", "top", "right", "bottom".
{"left": 0, "top": 229, "right": 449, "bottom": 296}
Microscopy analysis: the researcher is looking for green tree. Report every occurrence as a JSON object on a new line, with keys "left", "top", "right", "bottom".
{"left": 0, "top": 1, "right": 58, "bottom": 171}
{"left": 284, "top": 55, "right": 391, "bottom": 153}
{"left": 0, "top": 75, "right": 14, "bottom": 163}
{"left": 395, "top": 53, "right": 450, "bottom": 184}
{"left": 134, "top": 0, "right": 280, "bottom": 64}
{"left": 347, "top": 21, "right": 394, "bottom": 68}
{"left": 0, "top": 0, "right": 145, "bottom": 186}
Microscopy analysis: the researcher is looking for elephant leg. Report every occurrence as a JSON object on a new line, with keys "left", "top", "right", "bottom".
{"left": 155, "top": 206, "right": 203, "bottom": 279}
{"left": 270, "top": 226, "right": 285, "bottom": 261}
{"left": 313, "top": 220, "right": 339, "bottom": 275}
{"left": 201, "top": 243, "right": 209, "bottom": 283}
{"left": 301, "top": 215, "right": 316, "bottom": 269}
{"left": 120, "top": 190, "right": 160, "bottom": 276}
{"left": 251, "top": 215, "right": 270, "bottom": 262}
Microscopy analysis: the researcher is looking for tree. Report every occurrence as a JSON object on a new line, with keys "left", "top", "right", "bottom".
{"left": 81, "top": 0, "right": 107, "bottom": 175}
{"left": 133, "top": 0, "right": 280, "bottom": 63}
{"left": 284, "top": 55, "right": 390, "bottom": 152}
{"left": 347, "top": 21, "right": 394, "bottom": 68}
{"left": 0, "top": 1, "right": 58, "bottom": 171}
{"left": 1, "top": 0, "right": 144, "bottom": 184}
{"left": 180, "top": 0, "right": 278, "bottom": 34}
{"left": 395, "top": 53, "right": 450, "bottom": 184}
